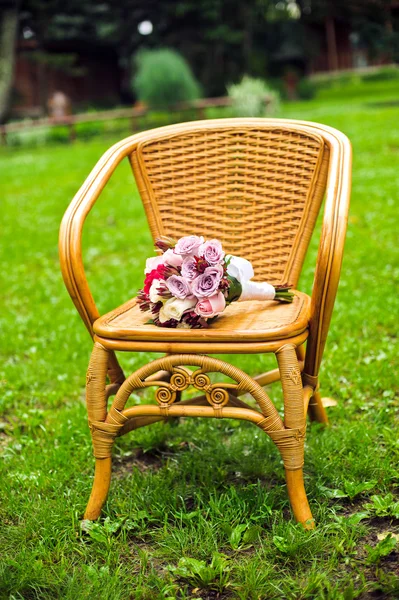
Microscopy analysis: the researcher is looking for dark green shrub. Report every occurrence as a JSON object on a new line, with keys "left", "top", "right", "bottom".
{"left": 132, "top": 48, "right": 201, "bottom": 109}
{"left": 362, "top": 66, "right": 399, "bottom": 82}
{"left": 297, "top": 78, "right": 317, "bottom": 100}
{"left": 75, "top": 120, "right": 105, "bottom": 139}
{"left": 310, "top": 66, "right": 399, "bottom": 93}
{"left": 47, "top": 126, "right": 70, "bottom": 144}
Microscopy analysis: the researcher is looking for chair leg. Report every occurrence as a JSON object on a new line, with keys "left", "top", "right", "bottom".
{"left": 308, "top": 390, "right": 329, "bottom": 425}
{"left": 84, "top": 342, "right": 112, "bottom": 520}
{"left": 276, "top": 344, "right": 314, "bottom": 528}
{"left": 285, "top": 469, "right": 315, "bottom": 529}
{"left": 84, "top": 457, "right": 112, "bottom": 520}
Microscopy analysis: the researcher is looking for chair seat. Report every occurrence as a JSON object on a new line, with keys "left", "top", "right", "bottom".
{"left": 93, "top": 291, "right": 311, "bottom": 343}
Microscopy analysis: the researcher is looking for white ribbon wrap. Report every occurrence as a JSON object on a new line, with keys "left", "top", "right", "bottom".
{"left": 226, "top": 255, "right": 254, "bottom": 282}
{"left": 238, "top": 280, "right": 276, "bottom": 302}
{"left": 226, "top": 256, "right": 276, "bottom": 302}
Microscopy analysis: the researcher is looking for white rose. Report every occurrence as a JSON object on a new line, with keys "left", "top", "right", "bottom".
{"left": 159, "top": 297, "right": 197, "bottom": 323}
{"left": 149, "top": 280, "right": 165, "bottom": 303}
{"left": 226, "top": 255, "right": 254, "bottom": 283}
{"left": 145, "top": 254, "right": 164, "bottom": 274}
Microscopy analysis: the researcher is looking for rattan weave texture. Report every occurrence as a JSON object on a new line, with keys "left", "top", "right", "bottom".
{"left": 132, "top": 127, "right": 325, "bottom": 283}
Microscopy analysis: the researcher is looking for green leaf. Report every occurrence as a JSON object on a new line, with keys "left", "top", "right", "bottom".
{"left": 342, "top": 581, "right": 355, "bottom": 600}
{"left": 80, "top": 521, "right": 108, "bottom": 545}
{"left": 343, "top": 480, "right": 377, "bottom": 500}
{"left": 274, "top": 290, "right": 294, "bottom": 303}
{"left": 102, "top": 516, "right": 123, "bottom": 534}
{"left": 87, "top": 528, "right": 108, "bottom": 545}
{"left": 174, "top": 510, "right": 202, "bottom": 521}
{"left": 221, "top": 523, "right": 232, "bottom": 535}
{"left": 273, "top": 535, "right": 290, "bottom": 553}
{"left": 226, "top": 276, "right": 242, "bottom": 303}
{"left": 366, "top": 534, "right": 397, "bottom": 564}
{"left": 210, "top": 552, "right": 230, "bottom": 571}
{"left": 365, "top": 493, "right": 399, "bottom": 518}
{"left": 168, "top": 553, "right": 230, "bottom": 591}
{"left": 229, "top": 524, "right": 248, "bottom": 549}
{"left": 320, "top": 486, "right": 348, "bottom": 499}
{"left": 347, "top": 511, "right": 370, "bottom": 525}
{"left": 179, "top": 557, "right": 207, "bottom": 577}
{"left": 242, "top": 524, "right": 262, "bottom": 544}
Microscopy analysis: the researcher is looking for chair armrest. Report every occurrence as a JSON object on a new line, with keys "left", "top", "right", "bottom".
{"left": 59, "top": 134, "right": 143, "bottom": 336}
{"left": 304, "top": 127, "right": 352, "bottom": 383}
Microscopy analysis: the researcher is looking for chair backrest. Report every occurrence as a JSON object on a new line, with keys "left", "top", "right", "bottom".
{"left": 129, "top": 122, "right": 329, "bottom": 285}
{"left": 60, "top": 117, "right": 351, "bottom": 382}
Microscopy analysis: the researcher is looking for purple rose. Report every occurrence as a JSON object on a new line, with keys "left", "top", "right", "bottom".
{"left": 198, "top": 239, "right": 225, "bottom": 265}
{"left": 174, "top": 235, "right": 204, "bottom": 257}
{"left": 191, "top": 265, "right": 223, "bottom": 298}
{"left": 181, "top": 257, "right": 198, "bottom": 281}
{"left": 166, "top": 275, "right": 192, "bottom": 299}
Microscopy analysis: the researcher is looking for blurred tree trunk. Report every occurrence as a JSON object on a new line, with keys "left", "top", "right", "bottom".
{"left": 242, "top": 4, "right": 254, "bottom": 73}
{"left": 325, "top": 16, "right": 338, "bottom": 71}
{"left": 0, "top": 7, "right": 19, "bottom": 123}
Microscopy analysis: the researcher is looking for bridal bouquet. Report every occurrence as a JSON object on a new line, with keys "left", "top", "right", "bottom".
{"left": 137, "top": 235, "right": 294, "bottom": 329}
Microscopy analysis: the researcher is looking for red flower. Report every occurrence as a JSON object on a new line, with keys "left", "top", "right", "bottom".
{"left": 194, "top": 256, "right": 210, "bottom": 274}
{"left": 143, "top": 264, "right": 167, "bottom": 294}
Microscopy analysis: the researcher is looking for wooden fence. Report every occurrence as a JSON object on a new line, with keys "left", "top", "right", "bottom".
{"left": 0, "top": 97, "right": 234, "bottom": 145}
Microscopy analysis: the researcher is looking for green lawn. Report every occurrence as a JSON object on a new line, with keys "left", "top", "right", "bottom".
{"left": 1, "top": 82, "right": 399, "bottom": 599}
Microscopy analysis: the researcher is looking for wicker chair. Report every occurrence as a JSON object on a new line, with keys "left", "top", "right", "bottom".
{"left": 59, "top": 118, "right": 351, "bottom": 528}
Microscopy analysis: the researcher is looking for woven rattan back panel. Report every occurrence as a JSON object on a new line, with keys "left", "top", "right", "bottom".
{"left": 130, "top": 124, "right": 327, "bottom": 284}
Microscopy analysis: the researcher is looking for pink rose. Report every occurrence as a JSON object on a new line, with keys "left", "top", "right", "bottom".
{"left": 198, "top": 239, "right": 225, "bottom": 265}
{"left": 191, "top": 265, "right": 223, "bottom": 298}
{"left": 181, "top": 257, "right": 198, "bottom": 281}
{"left": 144, "top": 249, "right": 182, "bottom": 274}
{"left": 166, "top": 275, "right": 192, "bottom": 299}
{"left": 174, "top": 235, "right": 204, "bottom": 257}
{"left": 195, "top": 291, "right": 226, "bottom": 317}
{"left": 163, "top": 248, "right": 183, "bottom": 269}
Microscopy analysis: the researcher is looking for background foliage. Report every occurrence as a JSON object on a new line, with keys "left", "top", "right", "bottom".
{"left": 228, "top": 76, "right": 280, "bottom": 117}
{"left": 133, "top": 48, "right": 201, "bottom": 109}
{"left": 2, "top": 0, "right": 399, "bottom": 121}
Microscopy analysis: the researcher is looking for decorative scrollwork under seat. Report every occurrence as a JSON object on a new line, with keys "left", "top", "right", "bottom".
{"left": 87, "top": 347, "right": 306, "bottom": 472}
